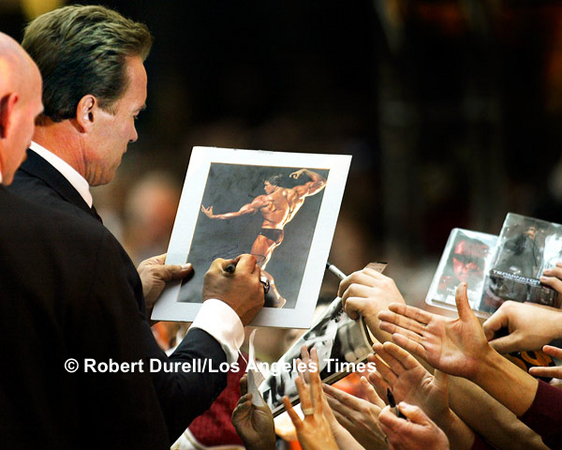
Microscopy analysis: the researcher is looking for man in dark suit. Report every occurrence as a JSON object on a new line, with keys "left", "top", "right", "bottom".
{"left": 9, "top": 4, "right": 265, "bottom": 444}
{"left": 0, "top": 31, "right": 172, "bottom": 449}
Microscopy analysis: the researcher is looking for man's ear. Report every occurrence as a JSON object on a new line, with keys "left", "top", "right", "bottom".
{"left": 75, "top": 94, "right": 97, "bottom": 132}
{"left": 0, "top": 92, "right": 18, "bottom": 139}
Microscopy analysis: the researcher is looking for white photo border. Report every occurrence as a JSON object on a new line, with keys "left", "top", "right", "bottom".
{"left": 152, "top": 146, "right": 351, "bottom": 328}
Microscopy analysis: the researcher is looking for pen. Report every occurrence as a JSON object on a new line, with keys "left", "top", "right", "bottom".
{"left": 224, "top": 262, "right": 270, "bottom": 293}
{"left": 387, "top": 388, "right": 406, "bottom": 419}
{"left": 326, "top": 261, "right": 347, "bottom": 280}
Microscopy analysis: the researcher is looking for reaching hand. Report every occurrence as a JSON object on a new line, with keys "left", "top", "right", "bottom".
{"left": 283, "top": 348, "right": 338, "bottom": 450}
{"left": 379, "top": 403, "right": 450, "bottom": 450}
{"left": 378, "top": 283, "right": 491, "bottom": 380}
{"left": 529, "top": 345, "right": 562, "bottom": 378}
{"left": 322, "top": 377, "right": 388, "bottom": 449}
{"left": 231, "top": 375, "right": 276, "bottom": 450}
{"left": 137, "top": 253, "right": 193, "bottom": 312}
{"left": 483, "top": 301, "right": 562, "bottom": 354}
{"left": 369, "top": 342, "right": 449, "bottom": 422}
{"left": 338, "top": 265, "right": 406, "bottom": 342}
{"left": 202, "top": 254, "right": 264, "bottom": 325}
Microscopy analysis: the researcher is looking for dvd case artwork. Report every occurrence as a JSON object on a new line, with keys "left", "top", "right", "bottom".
{"left": 425, "top": 228, "right": 497, "bottom": 315}
{"left": 479, "top": 213, "right": 562, "bottom": 313}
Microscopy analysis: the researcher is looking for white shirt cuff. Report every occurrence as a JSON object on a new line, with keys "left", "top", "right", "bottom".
{"left": 190, "top": 299, "right": 244, "bottom": 364}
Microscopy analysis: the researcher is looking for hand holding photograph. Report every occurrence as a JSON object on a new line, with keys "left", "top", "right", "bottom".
{"left": 152, "top": 147, "right": 352, "bottom": 327}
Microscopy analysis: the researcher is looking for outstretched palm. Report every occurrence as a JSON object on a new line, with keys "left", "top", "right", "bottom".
{"left": 378, "top": 283, "right": 490, "bottom": 381}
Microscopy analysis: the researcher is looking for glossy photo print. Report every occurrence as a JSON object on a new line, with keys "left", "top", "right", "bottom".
{"left": 153, "top": 147, "right": 351, "bottom": 327}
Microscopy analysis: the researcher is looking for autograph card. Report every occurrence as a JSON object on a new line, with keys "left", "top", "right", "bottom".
{"left": 152, "top": 147, "right": 351, "bottom": 327}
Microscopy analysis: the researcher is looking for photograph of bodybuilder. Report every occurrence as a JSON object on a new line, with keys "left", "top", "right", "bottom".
{"left": 179, "top": 163, "right": 328, "bottom": 308}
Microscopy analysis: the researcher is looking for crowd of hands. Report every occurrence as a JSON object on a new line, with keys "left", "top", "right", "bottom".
{"left": 223, "top": 262, "right": 562, "bottom": 450}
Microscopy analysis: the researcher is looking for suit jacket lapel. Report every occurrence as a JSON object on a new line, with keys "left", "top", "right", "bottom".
{"left": 19, "top": 149, "right": 96, "bottom": 219}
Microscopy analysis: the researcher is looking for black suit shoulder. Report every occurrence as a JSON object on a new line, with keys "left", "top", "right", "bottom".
{"left": 0, "top": 187, "right": 169, "bottom": 450}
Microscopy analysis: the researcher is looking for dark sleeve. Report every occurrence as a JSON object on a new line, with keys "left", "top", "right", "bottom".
{"left": 140, "top": 322, "right": 228, "bottom": 442}
{"left": 69, "top": 231, "right": 169, "bottom": 450}
{"left": 518, "top": 379, "right": 562, "bottom": 449}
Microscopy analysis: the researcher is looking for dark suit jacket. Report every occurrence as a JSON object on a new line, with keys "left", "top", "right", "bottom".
{"left": 10, "top": 149, "right": 228, "bottom": 442}
{"left": 0, "top": 186, "right": 169, "bottom": 449}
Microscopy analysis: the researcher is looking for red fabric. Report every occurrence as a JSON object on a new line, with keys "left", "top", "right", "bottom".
{"left": 188, "top": 355, "right": 247, "bottom": 446}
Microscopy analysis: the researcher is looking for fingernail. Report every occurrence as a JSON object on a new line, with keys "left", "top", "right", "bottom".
{"left": 540, "top": 276, "right": 548, "bottom": 281}
{"left": 181, "top": 263, "right": 192, "bottom": 270}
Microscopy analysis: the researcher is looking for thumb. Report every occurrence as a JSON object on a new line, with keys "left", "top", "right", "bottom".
{"left": 398, "top": 402, "right": 431, "bottom": 426}
{"left": 482, "top": 309, "right": 507, "bottom": 341}
{"left": 488, "top": 335, "right": 517, "bottom": 354}
{"left": 168, "top": 262, "right": 193, "bottom": 281}
{"left": 455, "top": 283, "right": 474, "bottom": 321}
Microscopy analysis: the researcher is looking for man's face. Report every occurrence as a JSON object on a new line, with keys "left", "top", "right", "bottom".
{"left": 85, "top": 56, "right": 147, "bottom": 186}
{"left": 452, "top": 239, "right": 487, "bottom": 283}
{"left": 264, "top": 180, "right": 276, "bottom": 194}
{"left": 5, "top": 64, "right": 43, "bottom": 184}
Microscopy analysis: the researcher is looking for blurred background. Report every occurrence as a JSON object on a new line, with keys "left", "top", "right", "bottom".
{"left": 4, "top": 0, "right": 562, "bottom": 306}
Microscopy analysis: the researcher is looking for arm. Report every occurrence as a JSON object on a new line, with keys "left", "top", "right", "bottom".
{"left": 232, "top": 375, "right": 276, "bottom": 450}
{"left": 290, "top": 169, "right": 326, "bottom": 197}
{"left": 377, "top": 283, "right": 539, "bottom": 417}
{"left": 201, "top": 196, "right": 268, "bottom": 220}
{"left": 482, "top": 301, "right": 562, "bottom": 354}
{"left": 339, "top": 265, "right": 406, "bottom": 344}
{"left": 378, "top": 403, "right": 450, "bottom": 450}
{"left": 143, "top": 254, "right": 265, "bottom": 440}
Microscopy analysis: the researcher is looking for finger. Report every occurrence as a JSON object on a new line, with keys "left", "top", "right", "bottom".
{"left": 382, "top": 341, "right": 420, "bottom": 371}
{"left": 371, "top": 350, "right": 399, "bottom": 386}
{"left": 338, "top": 269, "right": 384, "bottom": 298}
{"left": 543, "top": 264, "right": 562, "bottom": 279}
{"left": 387, "top": 302, "right": 432, "bottom": 325}
{"left": 343, "top": 297, "right": 364, "bottom": 320}
{"left": 295, "top": 377, "right": 313, "bottom": 413}
{"left": 239, "top": 374, "right": 248, "bottom": 397}
{"left": 283, "top": 396, "right": 302, "bottom": 428}
{"left": 392, "top": 332, "right": 428, "bottom": 361}
{"left": 309, "top": 360, "right": 324, "bottom": 413}
{"left": 361, "top": 376, "right": 386, "bottom": 409}
{"left": 322, "top": 383, "right": 361, "bottom": 410}
{"left": 231, "top": 254, "right": 255, "bottom": 273}
{"left": 167, "top": 262, "right": 194, "bottom": 280}
{"left": 488, "top": 334, "right": 521, "bottom": 354}
{"left": 455, "top": 282, "right": 475, "bottom": 321}
{"left": 378, "top": 405, "right": 402, "bottom": 432}
{"left": 482, "top": 306, "right": 510, "bottom": 341}
{"left": 398, "top": 402, "right": 432, "bottom": 426}
{"left": 210, "top": 257, "right": 227, "bottom": 273}
{"left": 368, "top": 370, "right": 390, "bottom": 403}
{"left": 529, "top": 366, "right": 562, "bottom": 378}
{"left": 379, "top": 320, "right": 424, "bottom": 344}
{"left": 540, "top": 275, "right": 562, "bottom": 294}
{"left": 378, "top": 310, "right": 427, "bottom": 335}
{"left": 331, "top": 407, "right": 354, "bottom": 430}
{"left": 542, "top": 344, "right": 562, "bottom": 359}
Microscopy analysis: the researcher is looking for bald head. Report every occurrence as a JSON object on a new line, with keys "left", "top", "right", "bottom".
{"left": 0, "top": 32, "right": 43, "bottom": 185}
